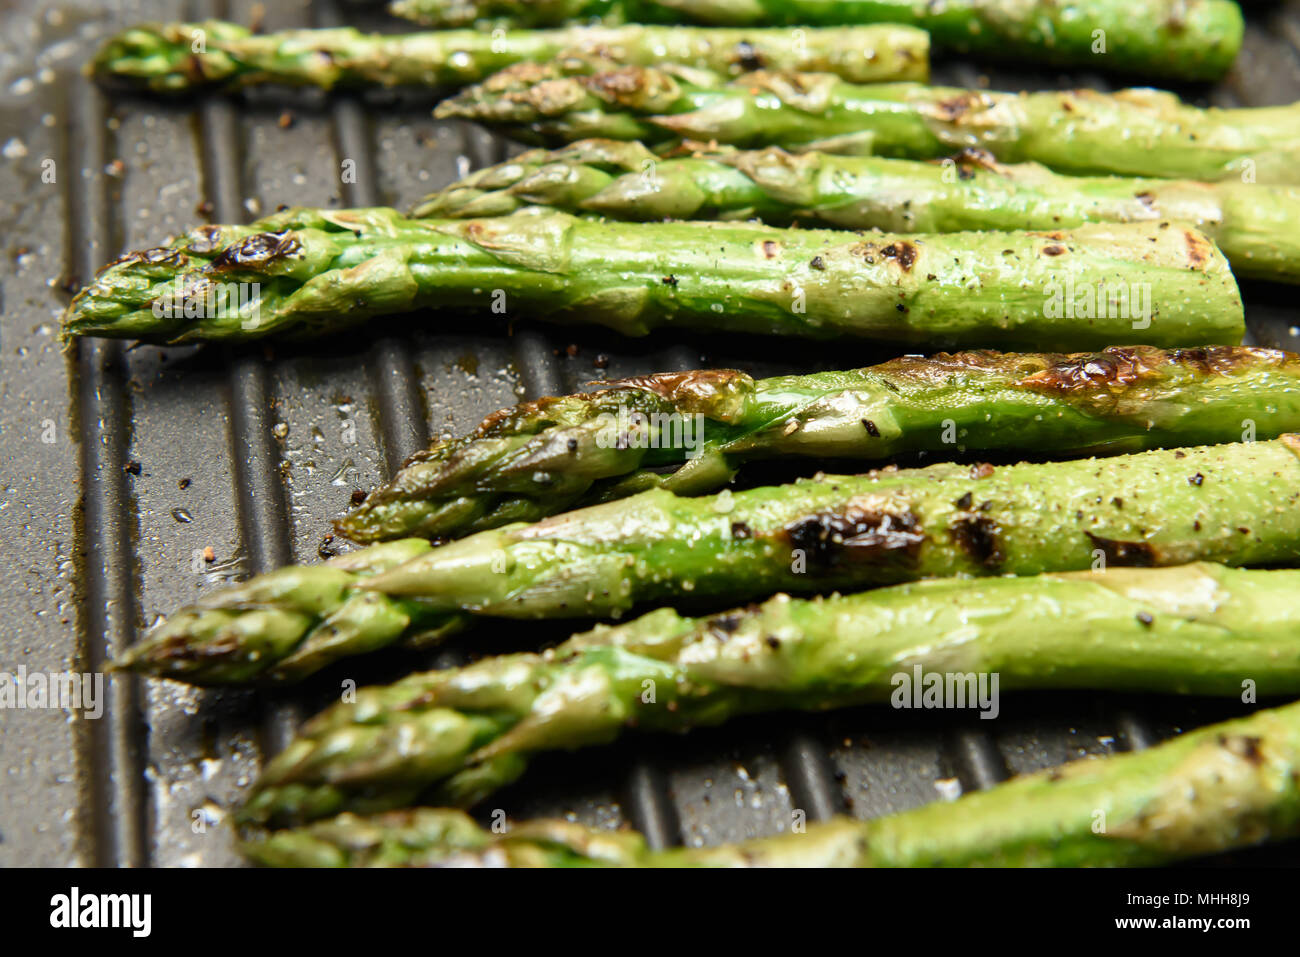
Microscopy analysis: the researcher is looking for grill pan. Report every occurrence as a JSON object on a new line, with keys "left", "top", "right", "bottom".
{"left": 2, "top": 0, "right": 1300, "bottom": 866}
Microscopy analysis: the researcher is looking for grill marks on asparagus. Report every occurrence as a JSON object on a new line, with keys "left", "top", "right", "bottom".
{"left": 338, "top": 346, "right": 1300, "bottom": 543}
{"left": 412, "top": 142, "right": 1300, "bottom": 283}
{"left": 62, "top": 208, "right": 1245, "bottom": 357}
{"left": 436, "top": 62, "right": 1300, "bottom": 183}
{"left": 115, "top": 438, "right": 1300, "bottom": 685}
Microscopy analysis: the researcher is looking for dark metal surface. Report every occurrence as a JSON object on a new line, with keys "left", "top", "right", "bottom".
{"left": 2, "top": 0, "right": 1299, "bottom": 867}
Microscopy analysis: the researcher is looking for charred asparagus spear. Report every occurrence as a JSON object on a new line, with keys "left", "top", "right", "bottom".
{"left": 340, "top": 347, "right": 1300, "bottom": 542}
{"left": 243, "top": 695, "right": 1300, "bottom": 866}
{"left": 90, "top": 20, "right": 927, "bottom": 93}
{"left": 111, "top": 539, "right": 467, "bottom": 685}
{"left": 415, "top": 141, "right": 1300, "bottom": 284}
{"left": 389, "top": 0, "right": 1243, "bottom": 82}
{"left": 436, "top": 60, "right": 1300, "bottom": 184}
{"left": 118, "top": 438, "right": 1300, "bottom": 685}
{"left": 60, "top": 208, "right": 1243, "bottom": 348}
{"left": 238, "top": 562, "right": 1300, "bottom": 826}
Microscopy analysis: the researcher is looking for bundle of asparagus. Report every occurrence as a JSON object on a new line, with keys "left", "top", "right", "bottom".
{"left": 237, "top": 562, "right": 1300, "bottom": 825}
{"left": 436, "top": 60, "right": 1300, "bottom": 184}
{"left": 79, "top": 0, "right": 1300, "bottom": 872}
{"left": 60, "top": 208, "right": 1243, "bottom": 348}
{"left": 89, "top": 20, "right": 929, "bottom": 92}
{"left": 115, "top": 436, "right": 1300, "bottom": 684}
{"left": 415, "top": 141, "right": 1300, "bottom": 284}
{"left": 244, "top": 695, "right": 1300, "bottom": 867}
{"left": 389, "top": 0, "right": 1244, "bottom": 82}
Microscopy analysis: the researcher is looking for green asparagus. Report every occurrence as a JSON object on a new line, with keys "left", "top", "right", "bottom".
{"left": 238, "top": 562, "right": 1300, "bottom": 826}
{"left": 415, "top": 141, "right": 1300, "bottom": 284}
{"left": 118, "top": 437, "right": 1300, "bottom": 685}
{"left": 340, "top": 346, "right": 1300, "bottom": 542}
{"left": 243, "top": 695, "right": 1300, "bottom": 866}
{"left": 436, "top": 60, "right": 1300, "bottom": 183}
{"left": 112, "top": 539, "right": 466, "bottom": 685}
{"left": 90, "top": 20, "right": 927, "bottom": 93}
{"left": 390, "top": 0, "right": 1243, "bottom": 82}
{"left": 60, "top": 208, "right": 1244, "bottom": 348}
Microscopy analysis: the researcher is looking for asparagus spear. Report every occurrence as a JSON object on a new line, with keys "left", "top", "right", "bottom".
{"left": 90, "top": 20, "right": 928, "bottom": 93}
{"left": 389, "top": 0, "right": 1243, "bottom": 82}
{"left": 436, "top": 60, "right": 1300, "bottom": 183}
{"left": 238, "top": 562, "right": 1300, "bottom": 826}
{"left": 118, "top": 438, "right": 1300, "bottom": 685}
{"left": 112, "top": 539, "right": 466, "bottom": 685}
{"left": 60, "top": 207, "right": 1244, "bottom": 348}
{"left": 415, "top": 141, "right": 1300, "bottom": 285}
{"left": 243, "top": 695, "right": 1300, "bottom": 866}
{"left": 340, "top": 346, "right": 1300, "bottom": 542}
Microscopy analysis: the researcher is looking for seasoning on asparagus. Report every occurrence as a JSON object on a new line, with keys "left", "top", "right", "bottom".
{"left": 340, "top": 347, "right": 1300, "bottom": 542}
{"left": 111, "top": 539, "right": 466, "bottom": 685}
{"left": 238, "top": 562, "right": 1300, "bottom": 826}
{"left": 436, "top": 60, "right": 1300, "bottom": 184}
{"left": 90, "top": 20, "right": 928, "bottom": 93}
{"left": 415, "top": 141, "right": 1300, "bottom": 285}
{"left": 389, "top": 0, "right": 1243, "bottom": 82}
{"left": 117, "top": 438, "right": 1300, "bottom": 686}
{"left": 243, "top": 694, "right": 1300, "bottom": 866}
{"left": 60, "top": 208, "right": 1244, "bottom": 348}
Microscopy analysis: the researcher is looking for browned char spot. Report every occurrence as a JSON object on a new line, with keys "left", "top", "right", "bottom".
{"left": 950, "top": 511, "right": 1003, "bottom": 569}
{"left": 108, "top": 246, "right": 188, "bottom": 270}
{"left": 1221, "top": 734, "right": 1264, "bottom": 765}
{"left": 188, "top": 225, "right": 226, "bottom": 254}
{"left": 1086, "top": 532, "right": 1157, "bottom": 567}
{"left": 595, "top": 369, "right": 750, "bottom": 416}
{"left": 1184, "top": 229, "right": 1212, "bottom": 268}
{"left": 881, "top": 241, "right": 917, "bottom": 271}
{"left": 934, "top": 92, "right": 979, "bottom": 121}
{"left": 732, "top": 40, "right": 764, "bottom": 71}
{"left": 210, "top": 231, "right": 301, "bottom": 270}
{"left": 781, "top": 501, "right": 924, "bottom": 568}
{"left": 1020, "top": 347, "right": 1153, "bottom": 392}
{"left": 706, "top": 608, "right": 749, "bottom": 640}
{"left": 951, "top": 147, "right": 1000, "bottom": 174}
{"left": 1019, "top": 345, "right": 1277, "bottom": 397}
{"left": 585, "top": 66, "right": 652, "bottom": 98}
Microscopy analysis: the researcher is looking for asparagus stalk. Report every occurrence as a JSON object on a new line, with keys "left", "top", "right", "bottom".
{"left": 340, "top": 346, "right": 1300, "bottom": 542}
{"left": 60, "top": 207, "right": 1244, "bottom": 348}
{"left": 89, "top": 20, "right": 928, "bottom": 93}
{"left": 238, "top": 562, "right": 1300, "bottom": 826}
{"left": 436, "top": 60, "right": 1300, "bottom": 184}
{"left": 112, "top": 539, "right": 466, "bottom": 685}
{"left": 415, "top": 141, "right": 1300, "bottom": 285}
{"left": 118, "top": 438, "right": 1300, "bottom": 685}
{"left": 389, "top": 0, "right": 1243, "bottom": 82}
{"left": 243, "top": 695, "right": 1300, "bottom": 866}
